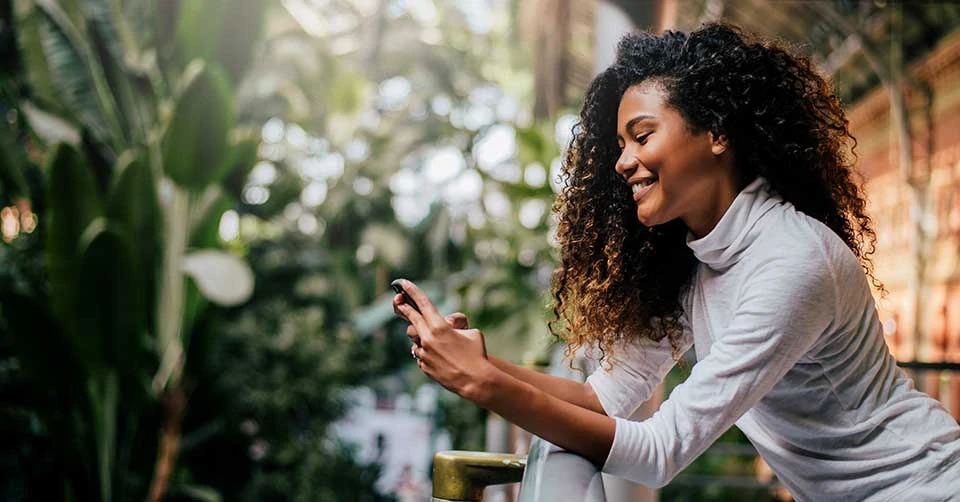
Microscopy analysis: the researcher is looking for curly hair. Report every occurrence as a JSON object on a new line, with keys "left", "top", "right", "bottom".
{"left": 550, "top": 22, "right": 879, "bottom": 364}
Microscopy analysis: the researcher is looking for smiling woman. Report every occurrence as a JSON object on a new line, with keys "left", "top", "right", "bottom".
{"left": 395, "top": 22, "right": 960, "bottom": 500}
{"left": 614, "top": 82, "right": 738, "bottom": 236}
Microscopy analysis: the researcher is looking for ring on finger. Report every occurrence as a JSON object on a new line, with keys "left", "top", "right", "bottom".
{"left": 411, "top": 345, "right": 419, "bottom": 361}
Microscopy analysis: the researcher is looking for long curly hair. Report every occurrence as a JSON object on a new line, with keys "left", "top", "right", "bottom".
{"left": 550, "top": 22, "right": 879, "bottom": 363}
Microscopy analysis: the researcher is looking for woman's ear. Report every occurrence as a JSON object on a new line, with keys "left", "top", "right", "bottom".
{"left": 710, "top": 132, "right": 729, "bottom": 156}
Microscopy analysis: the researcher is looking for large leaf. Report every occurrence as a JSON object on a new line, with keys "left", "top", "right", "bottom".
{"left": 45, "top": 143, "right": 103, "bottom": 338}
{"left": 181, "top": 250, "right": 254, "bottom": 306}
{"left": 108, "top": 150, "right": 159, "bottom": 334}
{"left": 182, "top": 192, "right": 234, "bottom": 337}
{"left": 76, "top": 223, "right": 144, "bottom": 373}
{"left": 162, "top": 62, "right": 235, "bottom": 190}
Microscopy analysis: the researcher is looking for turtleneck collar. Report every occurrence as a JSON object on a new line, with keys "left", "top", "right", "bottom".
{"left": 686, "top": 177, "right": 781, "bottom": 270}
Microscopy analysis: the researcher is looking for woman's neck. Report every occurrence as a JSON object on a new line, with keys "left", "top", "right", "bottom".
{"left": 682, "top": 171, "right": 743, "bottom": 239}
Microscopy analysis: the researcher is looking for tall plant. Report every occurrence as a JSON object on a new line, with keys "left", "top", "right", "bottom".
{"left": 1, "top": 0, "right": 265, "bottom": 499}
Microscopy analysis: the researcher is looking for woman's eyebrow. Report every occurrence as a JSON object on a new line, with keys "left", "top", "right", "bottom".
{"left": 625, "top": 114, "right": 656, "bottom": 131}
{"left": 617, "top": 114, "right": 657, "bottom": 140}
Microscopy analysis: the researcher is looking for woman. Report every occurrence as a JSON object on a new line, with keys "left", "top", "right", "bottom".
{"left": 393, "top": 23, "right": 960, "bottom": 500}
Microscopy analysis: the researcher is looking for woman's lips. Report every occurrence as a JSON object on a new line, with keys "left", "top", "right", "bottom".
{"left": 632, "top": 181, "right": 656, "bottom": 202}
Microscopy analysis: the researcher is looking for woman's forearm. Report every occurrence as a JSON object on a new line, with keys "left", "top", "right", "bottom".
{"left": 488, "top": 355, "right": 606, "bottom": 415}
{"left": 467, "top": 365, "right": 616, "bottom": 467}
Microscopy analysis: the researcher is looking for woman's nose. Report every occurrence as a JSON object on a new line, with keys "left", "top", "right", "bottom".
{"left": 615, "top": 151, "right": 637, "bottom": 180}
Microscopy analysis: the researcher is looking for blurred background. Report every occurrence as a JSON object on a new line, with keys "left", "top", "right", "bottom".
{"left": 0, "top": 1, "right": 958, "bottom": 501}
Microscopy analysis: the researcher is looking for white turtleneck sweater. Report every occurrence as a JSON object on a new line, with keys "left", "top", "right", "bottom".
{"left": 586, "top": 177, "right": 960, "bottom": 501}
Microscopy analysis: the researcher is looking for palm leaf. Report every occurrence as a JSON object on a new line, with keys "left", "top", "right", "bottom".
{"left": 13, "top": 0, "right": 63, "bottom": 111}
{"left": 82, "top": 0, "right": 139, "bottom": 143}
{"left": 34, "top": 0, "right": 123, "bottom": 147}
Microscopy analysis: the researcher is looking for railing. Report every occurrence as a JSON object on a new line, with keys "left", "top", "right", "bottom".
{"left": 431, "top": 360, "right": 960, "bottom": 501}
{"left": 431, "top": 451, "right": 526, "bottom": 502}
{"left": 431, "top": 438, "right": 606, "bottom": 502}
{"left": 430, "top": 348, "right": 636, "bottom": 502}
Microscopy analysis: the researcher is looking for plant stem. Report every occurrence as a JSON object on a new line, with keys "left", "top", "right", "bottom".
{"left": 146, "top": 386, "right": 187, "bottom": 502}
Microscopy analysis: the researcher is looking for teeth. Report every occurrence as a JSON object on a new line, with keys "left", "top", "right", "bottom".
{"left": 631, "top": 179, "right": 656, "bottom": 193}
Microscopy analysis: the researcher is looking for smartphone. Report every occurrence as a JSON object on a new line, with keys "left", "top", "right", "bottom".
{"left": 390, "top": 279, "right": 422, "bottom": 314}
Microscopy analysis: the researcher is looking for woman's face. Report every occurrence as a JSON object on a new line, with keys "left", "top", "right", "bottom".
{"left": 615, "top": 81, "right": 738, "bottom": 237}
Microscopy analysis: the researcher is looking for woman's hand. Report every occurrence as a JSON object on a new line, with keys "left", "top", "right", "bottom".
{"left": 392, "top": 280, "right": 493, "bottom": 401}
{"left": 406, "top": 312, "right": 470, "bottom": 347}
{"left": 392, "top": 281, "right": 615, "bottom": 468}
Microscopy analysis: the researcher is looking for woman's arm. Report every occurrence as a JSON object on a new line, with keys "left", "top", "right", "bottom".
{"left": 488, "top": 355, "right": 606, "bottom": 415}
{"left": 395, "top": 281, "right": 616, "bottom": 466}
{"left": 409, "top": 312, "right": 607, "bottom": 414}
{"left": 468, "top": 362, "right": 616, "bottom": 467}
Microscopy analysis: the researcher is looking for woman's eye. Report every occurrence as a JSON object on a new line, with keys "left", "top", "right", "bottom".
{"left": 635, "top": 133, "right": 651, "bottom": 144}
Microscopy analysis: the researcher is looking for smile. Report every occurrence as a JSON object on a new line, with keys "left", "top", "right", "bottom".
{"left": 630, "top": 177, "right": 657, "bottom": 201}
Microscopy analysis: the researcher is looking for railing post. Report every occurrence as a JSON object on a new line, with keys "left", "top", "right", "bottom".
{"left": 432, "top": 451, "right": 526, "bottom": 502}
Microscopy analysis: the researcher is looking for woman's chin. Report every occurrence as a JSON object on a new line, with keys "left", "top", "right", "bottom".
{"left": 635, "top": 208, "right": 661, "bottom": 227}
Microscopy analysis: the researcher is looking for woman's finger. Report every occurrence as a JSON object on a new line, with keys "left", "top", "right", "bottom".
{"left": 412, "top": 344, "right": 430, "bottom": 372}
{"left": 396, "top": 280, "right": 446, "bottom": 328}
{"left": 446, "top": 312, "right": 469, "bottom": 330}
{"left": 406, "top": 325, "right": 422, "bottom": 345}
{"left": 392, "top": 293, "right": 410, "bottom": 320}
{"left": 396, "top": 302, "right": 431, "bottom": 343}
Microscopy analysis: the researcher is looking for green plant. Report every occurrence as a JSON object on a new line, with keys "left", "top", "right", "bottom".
{"left": 0, "top": 0, "right": 265, "bottom": 499}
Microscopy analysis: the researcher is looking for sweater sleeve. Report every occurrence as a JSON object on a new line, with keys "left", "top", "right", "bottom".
{"left": 586, "top": 320, "right": 693, "bottom": 419}
{"left": 601, "top": 256, "right": 837, "bottom": 487}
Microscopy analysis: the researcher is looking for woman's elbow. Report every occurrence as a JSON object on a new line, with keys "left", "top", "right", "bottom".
{"left": 583, "top": 382, "right": 608, "bottom": 415}
{"left": 605, "top": 459, "right": 680, "bottom": 488}
{"left": 648, "top": 469, "right": 678, "bottom": 489}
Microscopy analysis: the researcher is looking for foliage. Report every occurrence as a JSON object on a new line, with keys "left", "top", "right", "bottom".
{"left": 243, "top": 1, "right": 574, "bottom": 456}
{"left": 0, "top": 0, "right": 262, "bottom": 500}
{"left": 172, "top": 229, "right": 410, "bottom": 501}
{"left": 1, "top": 0, "right": 575, "bottom": 500}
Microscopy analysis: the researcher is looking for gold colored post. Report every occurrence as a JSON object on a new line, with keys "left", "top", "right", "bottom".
{"left": 432, "top": 450, "right": 526, "bottom": 501}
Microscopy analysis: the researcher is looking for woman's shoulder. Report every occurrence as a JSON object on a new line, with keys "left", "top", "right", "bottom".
{"left": 751, "top": 201, "right": 863, "bottom": 280}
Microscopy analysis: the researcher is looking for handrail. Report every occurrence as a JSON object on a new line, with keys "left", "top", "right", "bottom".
{"left": 517, "top": 438, "right": 607, "bottom": 502}
{"left": 431, "top": 450, "right": 526, "bottom": 501}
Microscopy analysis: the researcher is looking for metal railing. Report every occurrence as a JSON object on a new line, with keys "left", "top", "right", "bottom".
{"left": 431, "top": 451, "right": 526, "bottom": 502}
{"left": 430, "top": 437, "right": 607, "bottom": 502}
